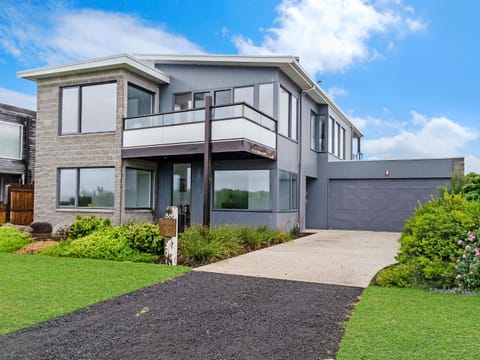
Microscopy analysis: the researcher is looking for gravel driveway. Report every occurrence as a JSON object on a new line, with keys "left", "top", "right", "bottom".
{"left": 0, "top": 272, "right": 362, "bottom": 360}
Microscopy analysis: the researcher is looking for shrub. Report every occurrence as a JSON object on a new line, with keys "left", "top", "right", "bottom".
{"left": 178, "top": 224, "right": 291, "bottom": 266}
{"left": 462, "top": 173, "right": 480, "bottom": 201}
{"left": 0, "top": 226, "right": 33, "bottom": 252}
{"left": 67, "top": 215, "right": 111, "bottom": 239}
{"left": 374, "top": 264, "right": 416, "bottom": 288}
{"left": 455, "top": 229, "right": 480, "bottom": 291}
{"left": 178, "top": 225, "right": 242, "bottom": 266}
{"left": 396, "top": 192, "right": 480, "bottom": 288}
{"left": 119, "top": 223, "right": 164, "bottom": 255}
{"left": 41, "top": 227, "right": 156, "bottom": 263}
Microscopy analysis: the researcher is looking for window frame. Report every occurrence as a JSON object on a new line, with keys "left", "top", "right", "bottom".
{"left": 57, "top": 167, "right": 115, "bottom": 209}
{"left": 59, "top": 81, "right": 117, "bottom": 135}
{"left": 279, "top": 170, "right": 298, "bottom": 211}
{"left": 278, "top": 86, "right": 298, "bottom": 140}
{"left": 0, "top": 120, "right": 23, "bottom": 160}
{"left": 213, "top": 169, "right": 272, "bottom": 211}
{"left": 125, "top": 167, "right": 154, "bottom": 210}
{"left": 127, "top": 83, "right": 155, "bottom": 118}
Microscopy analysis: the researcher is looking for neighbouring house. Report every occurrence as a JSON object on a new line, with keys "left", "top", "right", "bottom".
{"left": 0, "top": 103, "right": 36, "bottom": 203}
{"left": 18, "top": 54, "right": 462, "bottom": 232}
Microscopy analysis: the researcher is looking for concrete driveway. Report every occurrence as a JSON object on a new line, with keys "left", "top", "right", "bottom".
{"left": 195, "top": 230, "right": 400, "bottom": 288}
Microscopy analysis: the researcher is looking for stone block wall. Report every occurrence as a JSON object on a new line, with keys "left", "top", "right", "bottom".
{"left": 34, "top": 69, "right": 160, "bottom": 227}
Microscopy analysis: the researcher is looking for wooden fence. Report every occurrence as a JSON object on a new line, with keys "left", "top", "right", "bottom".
{"left": 5, "top": 184, "right": 34, "bottom": 225}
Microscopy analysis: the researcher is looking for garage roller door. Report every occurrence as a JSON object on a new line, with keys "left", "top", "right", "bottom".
{"left": 328, "top": 178, "right": 447, "bottom": 232}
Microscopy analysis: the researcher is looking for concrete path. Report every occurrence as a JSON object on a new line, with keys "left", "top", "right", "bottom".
{"left": 195, "top": 230, "right": 400, "bottom": 288}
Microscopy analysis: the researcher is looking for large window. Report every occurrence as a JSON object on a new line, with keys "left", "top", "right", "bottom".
{"left": 127, "top": 84, "right": 154, "bottom": 117}
{"left": 279, "top": 86, "right": 297, "bottom": 140}
{"left": 310, "top": 112, "right": 325, "bottom": 152}
{"left": 233, "top": 86, "right": 254, "bottom": 106}
{"left": 58, "top": 167, "right": 114, "bottom": 208}
{"left": 214, "top": 170, "right": 271, "bottom": 210}
{"left": 279, "top": 170, "right": 297, "bottom": 211}
{"left": 0, "top": 121, "right": 22, "bottom": 159}
{"left": 61, "top": 82, "right": 117, "bottom": 134}
{"left": 125, "top": 168, "right": 152, "bottom": 209}
{"left": 340, "top": 127, "right": 346, "bottom": 160}
{"left": 258, "top": 83, "right": 274, "bottom": 117}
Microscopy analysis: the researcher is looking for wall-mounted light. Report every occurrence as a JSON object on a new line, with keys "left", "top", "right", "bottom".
{"left": 384, "top": 170, "right": 390, "bottom": 177}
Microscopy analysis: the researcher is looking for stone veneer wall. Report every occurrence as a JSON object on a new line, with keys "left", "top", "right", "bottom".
{"left": 34, "top": 69, "right": 160, "bottom": 228}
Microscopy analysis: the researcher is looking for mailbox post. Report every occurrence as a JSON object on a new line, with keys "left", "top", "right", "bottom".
{"left": 159, "top": 206, "right": 178, "bottom": 265}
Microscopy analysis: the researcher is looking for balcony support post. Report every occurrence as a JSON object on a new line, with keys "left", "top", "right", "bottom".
{"left": 203, "top": 96, "right": 212, "bottom": 227}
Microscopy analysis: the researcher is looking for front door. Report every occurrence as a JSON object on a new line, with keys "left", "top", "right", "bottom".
{"left": 172, "top": 163, "right": 191, "bottom": 231}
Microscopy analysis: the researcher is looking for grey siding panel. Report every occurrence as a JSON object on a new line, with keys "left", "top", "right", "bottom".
{"left": 328, "top": 178, "right": 448, "bottom": 231}
{"left": 155, "top": 64, "right": 279, "bottom": 112}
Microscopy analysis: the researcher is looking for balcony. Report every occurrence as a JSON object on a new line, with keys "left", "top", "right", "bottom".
{"left": 122, "top": 103, "right": 277, "bottom": 160}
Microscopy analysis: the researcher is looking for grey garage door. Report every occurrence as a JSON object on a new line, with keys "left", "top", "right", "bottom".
{"left": 328, "top": 178, "right": 448, "bottom": 232}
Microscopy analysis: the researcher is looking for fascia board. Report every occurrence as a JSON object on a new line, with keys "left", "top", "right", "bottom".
{"left": 17, "top": 54, "right": 170, "bottom": 84}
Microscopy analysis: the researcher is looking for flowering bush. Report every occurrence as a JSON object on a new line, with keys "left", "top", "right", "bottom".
{"left": 456, "top": 229, "right": 480, "bottom": 291}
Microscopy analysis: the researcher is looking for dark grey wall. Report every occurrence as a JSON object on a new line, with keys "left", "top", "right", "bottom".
{"left": 328, "top": 178, "right": 448, "bottom": 231}
{"left": 305, "top": 157, "right": 460, "bottom": 231}
{"left": 0, "top": 103, "right": 36, "bottom": 183}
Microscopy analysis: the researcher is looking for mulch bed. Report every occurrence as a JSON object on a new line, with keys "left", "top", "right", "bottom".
{"left": 0, "top": 272, "right": 362, "bottom": 360}
{"left": 16, "top": 241, "right": 59, "bottom": 254}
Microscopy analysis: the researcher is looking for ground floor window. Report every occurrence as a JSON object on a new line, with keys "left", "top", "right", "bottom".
{"left": 214, "top": 170, "right": 271, "bottom": 210}
{"left": 279, "top": 170, "right": 297, "bottom": 210}
{"left": 125, "top": 168, "right": 152, "bottom": 209}
{"left": 58, "top": 167, "right": 114, "bottom": 208}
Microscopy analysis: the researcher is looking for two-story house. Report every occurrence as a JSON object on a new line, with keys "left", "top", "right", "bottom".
{"left": 0, "top": 103, "right": 36, "bottom": 203}
{"left": 18, "top": 54, "right": 462, "bottom": 232}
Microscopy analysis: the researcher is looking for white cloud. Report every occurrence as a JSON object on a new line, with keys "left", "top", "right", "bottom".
{"left": 349, "top": 115, "right": 384, "bottom": 130}
{"left": 0, "top": 5, "right": 204, "bottom": 66}
{"left": 233, "top": 0, "right": 427, "bottom": 75}
{"left": 0, "top": 87, "right": 36, "bottom": 110}
{"left": 410, "top": 110, "right": 428, "bottom": 125}
{"left": 363, "top": 113, "right": 477, "bottom": 159}
{"left": 326, "top": 86, "right": 348, "bottom": 100}
{"left": 465, "top": 155, "right": 480, "bottom": 174}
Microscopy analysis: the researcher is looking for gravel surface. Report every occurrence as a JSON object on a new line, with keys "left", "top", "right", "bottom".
{"left": 0, "top": 272, "right": 362, "bottom": 360}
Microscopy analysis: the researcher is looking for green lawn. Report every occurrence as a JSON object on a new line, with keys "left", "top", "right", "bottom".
{"left": 338, "top": 286, "right": 480, "bottom": 359}
{"left": 0, "top": 253, "right": 190, "bottom": 335}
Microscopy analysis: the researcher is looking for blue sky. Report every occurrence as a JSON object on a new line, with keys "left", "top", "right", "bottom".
{"left": 1, "top": 0, "right": 479, "bottom": 172}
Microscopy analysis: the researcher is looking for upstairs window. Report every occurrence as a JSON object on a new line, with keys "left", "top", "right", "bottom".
{"left": 310, "top": 112, "right": 325, "bottom": 152}
{"left": 279, "top": 86, "right": 297, "bottom": 140}
{"left": 214, "top": 89, "right": 231, "bottom": 106}
{"left": 328, "top": 117, "right": 335, "bottom": 153}
{"left": 61, "top": 82, "right": 117, "bottom": 134}
{"left": 258, "top": 83, "right": 274, "bottom": 117}
{"left": 233, "top": 86, "right": 254, "bottom": 106}
{"left": 127, "top": 84, "right": 154, "bottom": 117}
{"left": 174, "top": 93, "right": 192, "bottom": 111}
{"left": 0, "top": 121, "right": 22, "bottom": 160}
{"left": 194, "top": 92, "right": 209, "bottom": 108}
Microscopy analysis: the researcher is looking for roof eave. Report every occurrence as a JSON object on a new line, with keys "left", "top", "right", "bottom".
{"left": 17, "top": 54, "right": 170, "bottom": 84}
